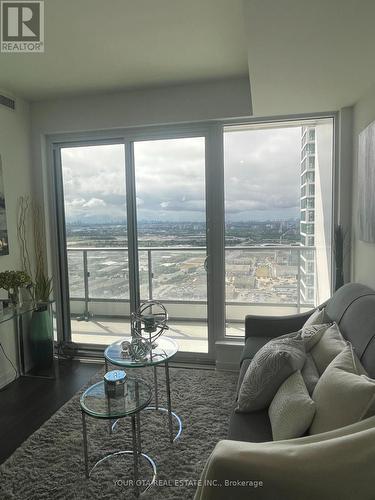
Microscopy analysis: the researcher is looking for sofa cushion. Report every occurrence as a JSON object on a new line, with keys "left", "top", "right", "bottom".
{"left": 309, "top": 345, "right": 375, "bottom": 435}
{"left": 228, "top": 408, "right": 272, "bottom": 442}
{"left": 337, "top": 295, "right": 375, "bottom": 377}
{"left": 301, "top": 353, "right": 320, "bottom": 395}
{"left": 269, "top": 370, "right": 316, "bottom": 441}
{"left": 237, "top": 335, "right": 306, "bottom": 412}
{"left": 240, "top": 336, "right": 273, "bottom": 365}
{"left": 310, "top": 323, "right": 346, "bottom": 375}
{"left": 323, "top": 283, "right": 375, "bottom": 377}
{"left": 324, "top": 283, "right": 375, "bottom": 324}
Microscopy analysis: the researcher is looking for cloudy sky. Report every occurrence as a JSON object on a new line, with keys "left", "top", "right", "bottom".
{"left": 61, "top": 126, "right": 301, "bottom": 224}
{"left": 224, "top": 127, "right": 300, "bottom": 221}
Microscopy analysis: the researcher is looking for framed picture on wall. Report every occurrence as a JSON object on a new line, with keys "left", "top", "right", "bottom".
{"left": 0, "top": 156, "right": 9, "bottom": 255}
{"left": 358, "top": 120, "right": 375, "bottom": 243}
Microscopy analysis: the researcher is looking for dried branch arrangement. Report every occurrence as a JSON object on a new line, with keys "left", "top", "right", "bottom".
{"left": 17, "top": 195, "right": 53, "bottom": 304}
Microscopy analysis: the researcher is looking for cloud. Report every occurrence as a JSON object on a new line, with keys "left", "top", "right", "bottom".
{"left": 60, "top": 130, "right": 304, "bottom": 223}
{"left": 66, "top": 198, "right": 86, "bottom": 208}
{"left": 82, "top": 198, "right": 106, "bottom": 208}
{"left": 160, "top": 199, "right": 205, "bottom": 212}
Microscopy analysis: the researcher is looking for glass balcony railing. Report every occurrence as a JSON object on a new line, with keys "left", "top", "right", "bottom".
{"left": 66, "top": 245, "right": 316, "bottom": 323}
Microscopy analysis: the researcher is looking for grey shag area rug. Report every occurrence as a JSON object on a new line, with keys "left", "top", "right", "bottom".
{"left": 0, "top": 366, "right": 238, "bottom": 500}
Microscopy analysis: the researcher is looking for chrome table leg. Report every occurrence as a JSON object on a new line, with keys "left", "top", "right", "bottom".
{"left": 153, "top": 365, "right": 159, "bottom": 409}
{"left": 81, "top": 411, "right": 89, "bottom": 479}
{"left": 135, "top": 381, "right": 142, "bottom": 454}
{"left": 131, "top": 415, "right": 139, "bottom": 497}
{"left": 164, "top": 361, "right": 174, "bottom": 443}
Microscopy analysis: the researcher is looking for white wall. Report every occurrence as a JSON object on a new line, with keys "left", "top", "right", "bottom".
{"left": 314, "top": 122, "right": 333, "bottom": 303}
{"left": 352, "top": 83, "right": 375, "bottom": 286}
{"left": 0, "top": 96, "right": 33, "bottom": 388}
{"left": 31, "top": 77, "right": 251, "bottom": 135}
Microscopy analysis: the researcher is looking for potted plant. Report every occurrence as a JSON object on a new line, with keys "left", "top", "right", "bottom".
{"left": 17, "top": 196, "right": 54, "bottom": 370}
{"left": 0, "top": 270, "right": 32, "bottom": 307}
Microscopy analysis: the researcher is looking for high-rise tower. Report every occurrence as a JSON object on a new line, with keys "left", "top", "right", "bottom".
{"left": 300, "top": 126, "right": 316, "bottom": 304}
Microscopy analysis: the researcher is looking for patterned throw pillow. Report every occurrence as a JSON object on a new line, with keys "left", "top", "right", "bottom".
{"left": 301, "top": 323, "right": 331, "bottom": 351}
{"left": 236, "top": 335, "right": 306, "bottom": 413}
{"left": 269, "top": 370, "right": 316, "bottom": 440}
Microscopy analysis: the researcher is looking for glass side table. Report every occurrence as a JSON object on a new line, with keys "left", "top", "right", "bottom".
{"left": 104, "top": 336, "right": 182, "bottom": 443}
{"left": 80, "top": 377, "right": 156, "bottom": 497}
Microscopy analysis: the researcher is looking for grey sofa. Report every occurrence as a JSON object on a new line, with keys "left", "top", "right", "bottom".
{"left": 229, "top": 282, "right": 375, "bottom": 443}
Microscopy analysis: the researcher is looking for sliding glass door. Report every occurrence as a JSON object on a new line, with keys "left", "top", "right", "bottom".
{"left": 56, "top": 132, "right": 211, "bottom": 358}
{"left": 59, "top": 143, "right": 131, "bottom": 346}
{"left": 133, "top": 137, "right": 208, "bottom": 354}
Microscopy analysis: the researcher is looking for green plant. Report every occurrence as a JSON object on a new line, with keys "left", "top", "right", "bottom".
{"left": 0, "top": 270, "right": 32, "bottom": 291}
{"left": 34, "top": 271, "right": 53, "bottom": 304}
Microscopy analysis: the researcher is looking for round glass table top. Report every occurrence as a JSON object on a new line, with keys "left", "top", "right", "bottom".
{"left": 80, "top": 377, "right": 152, "bottom": 419}
{"left": 104, "top": 336, "right": 178, "bottom": 368}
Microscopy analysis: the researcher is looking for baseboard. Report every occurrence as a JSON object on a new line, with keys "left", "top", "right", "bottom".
{"left": 215, "top": 360, "right": 240, "bottom": 372}
{"left": 0, "top": 368, "right": 17, "bottom": 389}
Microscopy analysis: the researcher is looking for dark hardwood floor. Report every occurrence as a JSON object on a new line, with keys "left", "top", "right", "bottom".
{"left": 0, "top": 358, "right": 102, "bottom": 464}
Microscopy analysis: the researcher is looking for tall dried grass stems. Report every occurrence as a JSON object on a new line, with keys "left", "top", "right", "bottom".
{"left": 17, "top": 195, "right": 52, "bottom": 303}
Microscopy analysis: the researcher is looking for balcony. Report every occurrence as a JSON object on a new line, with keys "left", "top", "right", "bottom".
{"left": 66, "top": 245, "right": 315, "bottom": 353}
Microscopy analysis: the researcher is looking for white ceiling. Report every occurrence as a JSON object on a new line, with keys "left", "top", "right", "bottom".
{"left": 243, "top": 0, "right": 375, "bottom": 116}
{"left": 2, "top": 0, "right": 375, "bottom": 114}
{"left": 0, "top": 0, "right": 248, "bottom": 101}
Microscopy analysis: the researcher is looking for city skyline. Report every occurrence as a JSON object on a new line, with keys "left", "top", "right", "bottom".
{"left": 65, "top": 216, "right": 301, "bottom": 225}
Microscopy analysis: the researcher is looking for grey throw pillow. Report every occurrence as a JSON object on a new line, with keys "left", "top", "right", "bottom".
{"left": 310, "top": 322, "right": 346, "bottom": 375}
{"left": 236, "top": 335, "right": 306, "bottom": 413}
{"left": 309, "top": 345, "right": 375, "bottom": 435}
{"left": 301, "top": 353, "right": 320, "bottom": 395}
{"left": 269, "top": 370, "right": 316, "bottom": 440}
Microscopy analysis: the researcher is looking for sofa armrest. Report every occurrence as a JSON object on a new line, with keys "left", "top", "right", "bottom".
{"left": 245, "top": 310, "right": 314, "bottom": 340}
{"left": 194, "top": 416, "right": 375, "bottom": 500}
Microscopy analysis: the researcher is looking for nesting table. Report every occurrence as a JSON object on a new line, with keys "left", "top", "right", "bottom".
{"left": 80, "top": 377, "right": 156, "bottom": 496}
{"left": 104, "top": 336, "right": 182, "bottom": 443}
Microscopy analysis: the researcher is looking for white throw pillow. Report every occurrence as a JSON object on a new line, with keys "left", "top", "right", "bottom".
{"left": 269, "top": 370, "right": 316, "bottom": 441}
{"left": 310, "top": 322, "right": 346, "bottom": 375}
{"left": 309, "top": 345, "right": 375, "bottom": 435}
{"left": 301, "top": 353, "right": 320, "bottom": 395}
{"left": 302, "top": 308, "right": 325, "bottom": 329}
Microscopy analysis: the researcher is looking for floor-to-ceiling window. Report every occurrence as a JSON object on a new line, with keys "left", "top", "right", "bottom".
{"left": 224, "top": 119, "right": 334, "bottom": 336}
{"left": 53, "top": 117, "right": 335, "bottom": 357}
